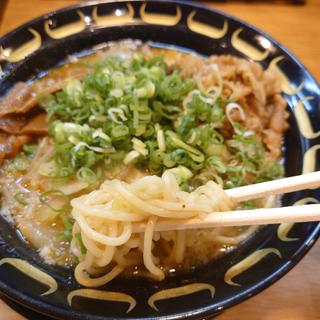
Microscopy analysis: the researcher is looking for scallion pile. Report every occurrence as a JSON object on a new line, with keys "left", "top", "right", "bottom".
{"left": 37, "top": 53, "right": 283, "bottom": 190}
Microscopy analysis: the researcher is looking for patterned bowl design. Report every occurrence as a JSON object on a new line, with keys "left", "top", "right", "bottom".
{"left": 0, "top": 1, "right": 319, "bottom": 319}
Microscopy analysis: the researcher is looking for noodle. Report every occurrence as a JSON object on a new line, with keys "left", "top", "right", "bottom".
{"left": 143, "top": 216, "right": 164, "bottom": 280}
{"left": 175, "top": 230, "right": 186, "bottom": 264}
{"left": 70, "top": 172, "right": 234, "bottom": 285}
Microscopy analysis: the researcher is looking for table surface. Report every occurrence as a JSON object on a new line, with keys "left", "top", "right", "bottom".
{"left": 0, "top": 0, "right": 319, "bottom": 319}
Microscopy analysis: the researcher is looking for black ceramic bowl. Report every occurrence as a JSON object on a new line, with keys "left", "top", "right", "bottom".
{"left": 0, "top": 1, "right": 319, "bottom": 319}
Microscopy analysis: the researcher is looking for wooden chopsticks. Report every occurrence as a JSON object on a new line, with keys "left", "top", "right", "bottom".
{"left": 133, "top": 204, "right": 320, "bottom": 233}
{"left": 225, "top": 171, "right": 320, "bottom": 202}
{"left": 132, "top": 171, "right": 320, "bottom": 233}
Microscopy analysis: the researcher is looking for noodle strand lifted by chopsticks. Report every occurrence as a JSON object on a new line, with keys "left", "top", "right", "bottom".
{"left": 70, "top": 172, "right": 234, "bottom": 286}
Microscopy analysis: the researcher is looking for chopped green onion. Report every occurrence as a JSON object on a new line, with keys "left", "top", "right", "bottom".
{"left": 14, "top": 192, "right": 28, "bottom": 206}
{"left": 123, "top": 150, "right": 140, "bottom": 165}
{"left": 39, "top": 189, "right": 67, "bottom": 213}
{"left": 57, "top": 215, "right": 74, "bottom": 242}
{"left": 23, "top": 144, "right": 37, "bottom": 158}
{"left": 134, "top": 81, "right": 155, "bottom": 98}
{"left": 226, "top": 102, "right": 246, "bottom": 134}
{"left": 167, "top": 131, "right": 204, "bottom": 157}
{"left": 75, "top": 233, "right": 87, "bottom": 254}
{"left": 155, "top": 124, "right": 166, "bottom": 152}
{"left": 36, "top": 53, "right": 283, "bottom": 190}
{"left": 132, "top": 138, "right": 148, "bottom": 156}
{"left": 76, "top": 167, "right": 98, "bottom": 184}
{"left": 241, "top": 201, "right": 256, "bottom": 210}
{"left": 38, "top": 160, "right": 59, "bottom": 177}
{"left": 166, "top": 165, "right": 193, "bottom": 180}
{"left": 13, "top": 155, "right": 30, "bottom": 172}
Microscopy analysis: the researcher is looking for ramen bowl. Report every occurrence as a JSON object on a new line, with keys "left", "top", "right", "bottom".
{"left": 0, "top": 1, "right": 319, "bottom": 319}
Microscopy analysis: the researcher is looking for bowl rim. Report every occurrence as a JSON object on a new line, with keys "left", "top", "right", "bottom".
{"left": 0, "top": 1, "right": 319, "bottom": 319}
{"left": 1, "top": 0, "right": 319, "bottom": 90}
